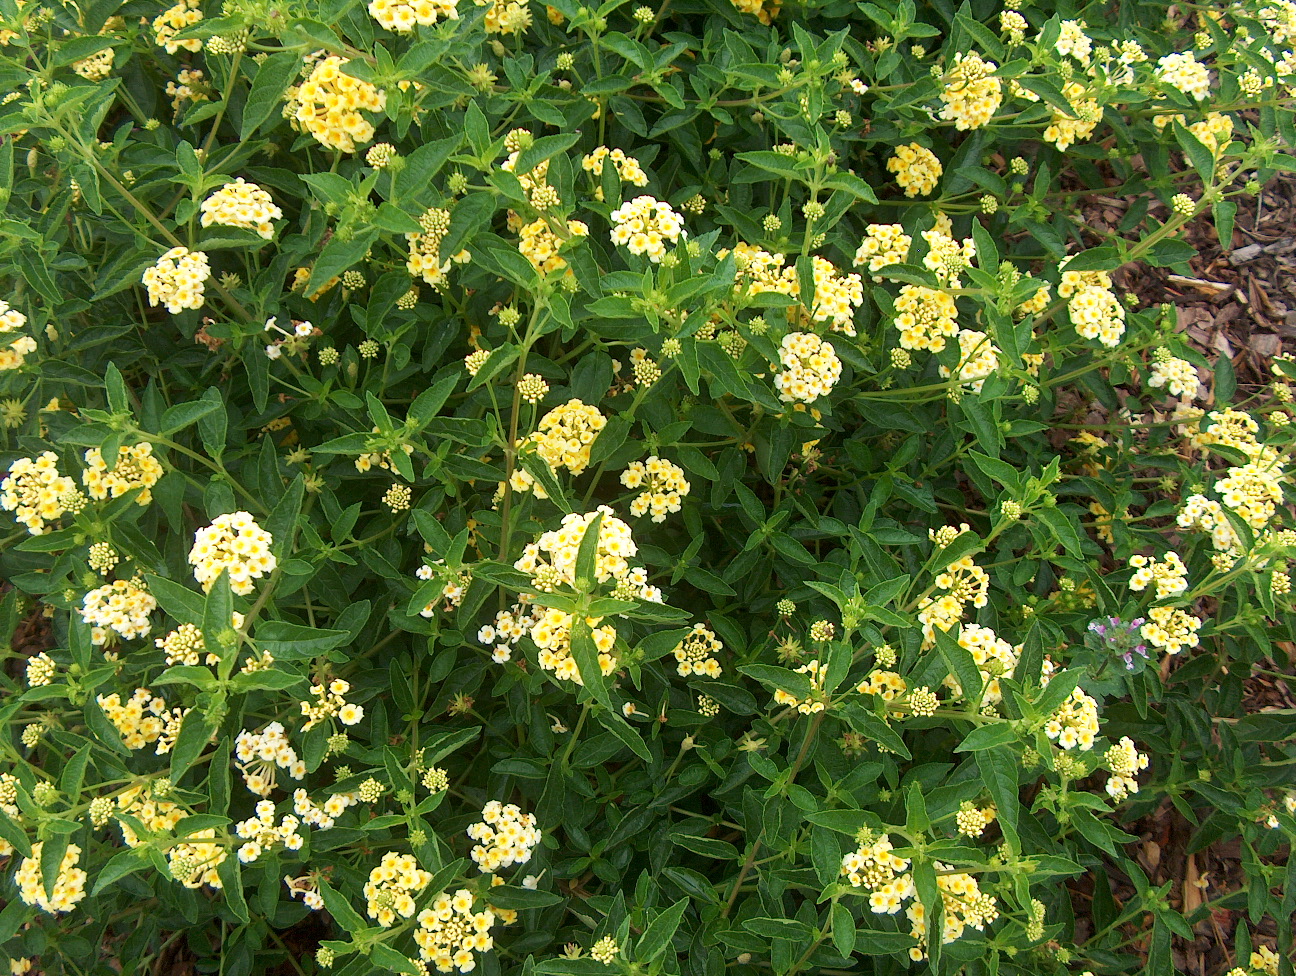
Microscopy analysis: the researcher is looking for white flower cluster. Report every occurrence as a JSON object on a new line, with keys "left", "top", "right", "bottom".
{"left": 2, "top": 452, "right": 77, "bottom": 534}
{"left": 0, "top": 298, "right": 36, "bottom": 371}
{"left": 80, "top": 579, "right": 157, "bottom": 644}
{"left": 1156, "top": 51, "right": 1211, "bottom": 100}
{"left": 364, "top": 852, "right": 432, "bottom": 927}
{"left": 189, "top": 511, "right": 277, "bottom": 595}
{"left": 853, "top": 223, "right": 912, "bottom": 280}
{"left": 235, "top": 722, "right": 306, "bottom": 796}
{"left": 621, "top": 456, "right": 691, "bottom": 522}
{"left": 467, "top": 800, "right": 542, "bottom": 873}
{"left": 369, "top": 0, "right": 459, "bottom": 30}
{"left": 1044, "top": 687, "right": 1100, "bottom": 751}
{"left": 1105, "top": 736, "right": 1149, "bottom": 800}
{"left": 774, "top": 332, "right": 842, "bottom": 403}
{"left": 199, "top": 179, "right": 283, "bottom": 239}
{"left": 236, "top": 800, "right": 305, "bottom": 863}
{"left": 300, "top": 678, "right": 365, "bottom": 730}
{"left": 415, "top": 890, "right": 497, "bottom": 974}
{"left": 293, "top": 787, "right": 359, "bottom": 830}
{"left": 609, "top": 195, "right": 687, "bottom": 262}
{"left": 1128, "top": 551, "right": 1189, "bottom": 599}
{"left": 1148, "top": 354, "right": 1199, "bottom": 399}
{"left": 142, "top": 246, "right": 211, "bottom": 314}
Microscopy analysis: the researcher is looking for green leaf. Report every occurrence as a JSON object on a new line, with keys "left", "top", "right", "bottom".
{"left": 309, "top": 228, "right": 380, "bottom": 295}
{"left": 105, "top": 362, "right": 128, "bottom": 414}
{"left": 255, "top": 622, "right": 352, "bottom": 660}
{"left": 569, "top": 616, "right": 614, "bottom": 712}
{"left": 481, "top": 885, "right": 564, "bottom": 909}
{"left": 159, "top": 398, "right": 222, "bottom": 436}
{"left": 831, "top": 901, "right": 856, "bottom": 959}
{"left": 92, "top": 848, "right": 149, "bottom": 896}
{"left": 955, "top": 724, "right": 1018, "bottom": 752}
{"left": 636, "top": 897, "right": 688, "bottom": 963}
{"left": 934, "top": 628, "right": 983, "bottom": 704}
{"left": 169, "top": 710, "right": 215, "bottom": 785}
{"left": 144, "top": 574, "right": 205, "bottom": 625}
{"left": 975, "top": 748, "right": 1021, "bottom": 852}
{"left": 241, "top": 52, "right": 300, "bottom": 139}
{"left": 41, "top": 833, "right": 72, "bottom": 901}
{"left": 319, "top": 879, "right": 368, "bottom": 935}
{"left": 370, "top": 943, "right": 419, "bottom": 975}
{"left": 594, "top": 708, "right": 651, "bottom": 762}
{"left": 840, "top": 702, "right": 911, "bottom": 759}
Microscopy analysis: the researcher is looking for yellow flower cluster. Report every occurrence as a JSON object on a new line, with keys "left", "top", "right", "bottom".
{"left": 1129, "top": 552, "right": 1189, "bottom": 599}
{"left": 773, "top": 658, "right": 827, "bottom": 714}
{"left": 515, "top": 605, "right": 618, "bottom": 681}
{"left": 1044, "top": 82, "right": 1100, "bottom": 152}
{"left": 854, "top": 223, "right": 912, "bottom": 280}
{"left": 166, "top": 68, "right": 208, "bottom": 114}
{"left": 1044, "top": 687, "right": 1100, "bottom": 750}
{"left": 1156, "top": 51, "right": 1211, "bottom": 100}
{"left": 97, "top": 688, "right": 185, "bottom": 753}
{"left": 294, "top": 56, "right": 386, "bottom": 152}
{"left": 729, "top": 0, "right": 780, "bottom": 24}
{"left": 236, "top": 801, "right": 304, "bottom": 864}
{"left": 199, "top": 179, "right": 283, "bottom": 240}
{"left": 939, "top": 52, "right": 1002, "bottom": 130}
{"left": 857, "top": 669, "right": 907, "bottom": 700}
{"left": 189, "top": 510, "right": 277, "bottom": 595}
{"left": 516, "top": 506, "right": 638, "bottom": 587}
{"left": 609, "top": 195, "right": 687, "bottom": 262}
{"left": 294, "top": 787, "right": 359, "bottom": 830}
{"left": 142, "top": 246, "right": 211, "bottom": 314}
{"left": 1105, "top": 736, "right": 1149, "bottom": 800}
{"left": 155, "top": 622, "right": 212, "bottom": 666}
{"left": 73, "top": 49, "right": 113, "bottom": 81}
{"left": 235, "top": 722, "right": 306, "bottom": 796}
{"left": 300, "top": 678, "right": 365, "bottom": 730}
{"left": 893, "top": 284, "right": 959, "bottom": 352}
{"left": 1014, "top": 284, "right": 1051, "bottom": 318}
{"left": 919, "top": 229, "right": 976, "bottom": 286}
{"left": 481, "top": 0, "right": 531, "bottom": 34}
{"left": 1177, "top": 494, "right": 1241, "bottom": 557}
{"left": 1055, "top": 19, "right": 1092, "bottom": 63}
{"left": 532, "top": 399, "right": 606, "bottom": 477}
{"left": 81, "top": 580, "right": 158, "bottom": 645}
{"left": 774, "top": 332, "right": 841, "bottom": 403}
{"left": 621, "top": 456, "right": 691, "bottom": 522}
{"left": 115, "top": 784, "right": 185, "bottom": 846}
{"left": 468, "top": 801, "right": 542, "bottom": 873}
{"left": 518, "top": 217, "right": 588, "bottom": 274}
{"left": 1149, "top": 354, "right": 1199, "bottom": 398}
{"left": 0, "top": 298, "right": 36, "bottom": 371}
{"left": 887, "top": 143, "right": 943, "bottom": 197}
{"left": 83, "top": 443, "right": 164, "bottom": 504}
{"left": 671, "top": 623, "right": 723, "bottom": 678}
{"left": 0, "top": 774, "right": 21, "bottom": 856}
{"left": 947, "top": 623, "right": 1018, "bottom": 704}
{"left": 369, "top": 0, "right": 460, "bottom": 30}
{"left": 918, "top": 553, "right": 989, "bottom": 646}
{"left": 153, "top": 0, "right": 202, "bottom": 53}
{"left": 938, "top": 329, "right": 1000, "bottom": 394}
{"left": 17, "top": 843, "right": 87, "bottom": 915}
{"left": 2, "top": 452, "right": 76, "bottom": 534}
{"left": 905, "top": 867, "right": 998, "bottom": 961}
{"left": 1140, "top": 606, "right": 1202, "bottom": 655}
{"left": 1217, "top": 461, "right": 1286, "bottom": 530}
{"left": 1059, "top": 261, "right": 1125, "bottom": 347}
{"left": 416, "top": 890, "right": 497, "bottom": 974}
{"left": 1188, "top": 112, "right": 1233, "bottom": 154}
{"left": 167, "top": 829, "right": 226, "bottom": 889}
{"left": 582, "top": 147, "right": 649, "bottom": 194}
{"left": 840, "top": 832, "right": 913, "bottom": 913}
{"left": 805, "top": 256, "right": 865, "bottom": 335}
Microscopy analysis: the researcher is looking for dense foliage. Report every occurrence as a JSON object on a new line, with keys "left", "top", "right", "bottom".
{"left": 1, "top": 0, "right": 1295, "bottom": 974}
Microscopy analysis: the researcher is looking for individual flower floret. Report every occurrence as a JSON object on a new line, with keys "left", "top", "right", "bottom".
{"left": 1105, "top": 736, "right": 1149, "bottom": 800}
{"left": 81, "top": 579, "right": 158, "bottom": 645}
{"left": 82, "top": 443, "right": 164, "bottom": 505}
{"left": 854, "top": 223, "right": 912, "bottom": 280}
{"left": 621, "top": 456, "right": 691, "bottom": 522}
{"left": 1156, "top": 51, "right": 1211, "bottom": 100}
{"left": 294, "top": 56, "right": 387, "bottom": 153}
{"left": 887, "top": 143, "right": 942, "bottom": 197}
{"left": 1140, "top": 605, "right": 1202, "bottom": 655}
{"left": 1044, "top": 687, "right": 1100, "bottom": 750}
{"left": 2, "top": 452, "right": 77, "bottom": 534}
{"left": 153, "top": 0, "right": 202, "bottom": 53}
{"left": 188, "top": 511, "right": 277, "bottom": 595}
{"left": 369, "top": 0, "right": 460, "bottom": 30}
{"left": 939, "top": 51, "right": 1002, "bottom": 130}
{"left": 938, "top": 329, "right": 1000, "bottom": 394}
{"left": 774, "top": 332, "right": 841, "bottom": 403}
{"left": 17, "top": 843, "right": 87, "bottom": 915}
{"left": 467, "top": 800, "right": 541, "bottom": 873}
{"left": 1128, "top": 552, "right": 1189, "bottom": 599}
{"left": 671, "top": 623, "right": 723, "bottom": 678}
{"left": 609, "top": 195, "right": 687, "bottom": 262}
{"left": 142, "top": 246, "right": 211, "bottom": 314}
{"left": 415, "top": 889, "right": 498, "bottom": 973}
{"left": 199, "top": 179, "right": 283, "bottom": 240}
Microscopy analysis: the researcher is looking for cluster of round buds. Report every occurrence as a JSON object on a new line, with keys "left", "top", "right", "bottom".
{"left": 294, "top": 56, "right": 387, "bottom": 152}
{"left": 17, "top": 843, "right": 87, "bottom": 915}
{"left": 621, "top": 456, "right": 691, "bottom": 522}
{"left": 155, "top": 623, "right": 211, "bottom": 667}
{"left": 1044, "top": 687, "right": 1100, "bottom": 750}
{"left": 1156, "top": 51, "right": 1211, "bottom": 100}
{"left": 773, "top": 658, "right": 827, "bottom": 714}
{"left": 293, "top": 787, "right": 359, "bottom": 830}
{"left": 467, "top": 801, "right": 542, "bottom": 873}
{"left": 384, "top": 483, "right": 412, "bottom": 513}
{"left": 114, "top": 784, "right": 184, "bottom": 845}
{"left": 938, "top": 51, "right": 1003, "bottom": 130}
{"left": 96, "top": 688, "right": 185, "bottom": 753}
{"left": 72, "top": 49, "right": 113, "bottom": 80}
{"left": 82, "top": 443, "right": 164, "bottom": 505}
{"left": 81, "top": 579, "right": 157, "bottom": 644}
{"left": 301, "top": 678, "right": 365, "bottom": 730}
{"left": 189, "top": 511, "right": 277, "bottom": 595}
{"left": 840, "top": 832, "right": 913, "bottom": 914}
{"left": 938, "top": 329, "right": 1000, "bottom": 394}
{"left": 367, "top": 142, "right": 397, "bottom": 168}
{"left": 590, "top": 937, "right": 620, "bottom": 964}
{"left": 415, "top": 889, "right": 497, "bottom": 973}
{"left": 142, "top": 246, "right": 211, "bottom": 314}
{"left": 518, "top": 217, "right": 589, "bottom": 275}
{"left": 609, "top": 196, "right": 687, "bottom": 262}
{"left": 518, "top": 373, "right": 549, "bottom": 404}
{"left": 854, "top": 223, "right": 912, "bottom": 280}
{"left": 1140, "top": 606, "right": 1201, "bottom": 655}
{"left": 26, "top": 652, "right": 55, "bottom": 687}
{"left": 235, "top": 722, "right": 306, "bottom": 796}
{"left": 1128, "top": 551, "right": 1189, "bottom": 599}
{"left": 956, "top": 801, "right": 996, "bottom": 838}
{"left": 236, "top": 800, "right": 305, "bottom": 863}
{"left": 887, "top": 143, "right": 942, "bottom": 196}
{"left": 0, "top": 298, "right": 36, "bottom": 371}
{"left": 199, "top": 179, "right": 283, "bottom": 240}
{"left": 774, "top": 332, "right": 841, "bottom": 403}
{"left": 1149, "top": 351, "right": 1199, "bottom": 398}
{"left": 671, "top": 623, "right": 723, "bottom": 678}
{"left": 1104, "top": 736, "right": 1149, "bottom": 800}
{"left": 632, "top": 348, "right": 662, "bottom": 386}
{"left": 152, "top": 0, "right": 202, "bottom": 53}
{"left": 2, "top": 453, "right": 77, "bottom": 534}
{"left": 369, "top": 0, "right": 459, "bottom": 30}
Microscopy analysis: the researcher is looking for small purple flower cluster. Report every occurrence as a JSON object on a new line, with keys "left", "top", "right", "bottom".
{"left": 1088, "top": 616, "right": 1148, "bottom": 670}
